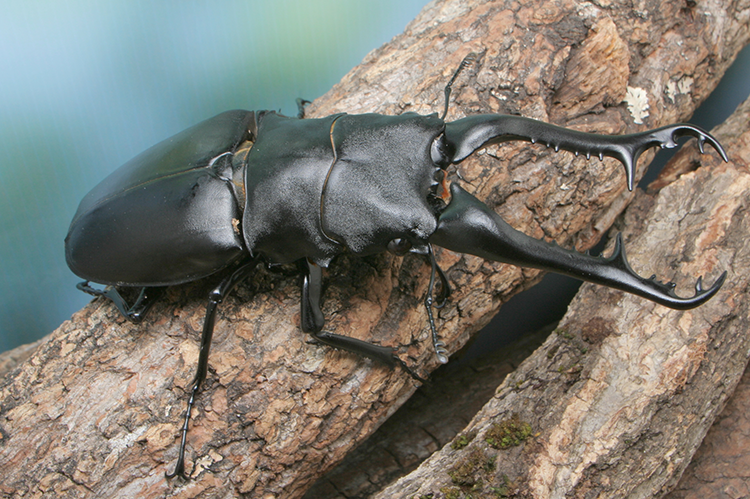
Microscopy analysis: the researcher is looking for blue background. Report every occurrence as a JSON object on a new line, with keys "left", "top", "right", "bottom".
{"left": 0, "top": 0, "right": 427, "bottom": 352}
{"left": 1, "top": 1, "right": 748, "bottom": 355}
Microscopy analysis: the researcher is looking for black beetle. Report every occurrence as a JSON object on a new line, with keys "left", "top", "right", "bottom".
{"left": 65, "top": 56, "right": 727, "bottom": 477}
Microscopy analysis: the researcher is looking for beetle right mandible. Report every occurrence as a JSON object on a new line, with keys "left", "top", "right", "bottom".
{"left": 65, "top": 54, "right": 727, "bottom": 478}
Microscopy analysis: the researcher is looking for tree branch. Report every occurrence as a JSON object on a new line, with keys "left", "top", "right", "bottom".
{"left": 374, "top": 91, "right": 750, "bottom": 498}
{"left": 1, "top": 1, "right": 748, "bottom": 497}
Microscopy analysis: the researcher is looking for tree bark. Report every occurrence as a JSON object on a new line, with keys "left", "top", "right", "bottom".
{"left": 373, "top": 92, "right": 750, "bottom": 499}
{"left": 306, "top": 98, "right": 750, "bottom": 499}
{"left": 666, "top": 363, "right": 750, "bottom": 498}
{"left": 1, "top": 1, "right": 748, "bottom": 498}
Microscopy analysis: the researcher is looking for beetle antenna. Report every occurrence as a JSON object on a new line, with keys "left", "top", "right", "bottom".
{"left": 296, "top": 98, "right": 311, "bottom": 119}
{"left": 440, "top": 52, "right": 477, "bottom": 120}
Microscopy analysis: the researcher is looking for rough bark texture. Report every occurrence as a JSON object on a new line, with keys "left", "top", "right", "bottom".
{"left": 373, "top": 76, "right": 750, "bottom": 499}
{"left": 1, "top": 1, "right": 749, "bottom": 498}
{"left": 307, "top": 93, "right": 750, "bottom": 498}
{"left": 303, "top": 325, "right": 555, "bottom": 498}
{"left": 666, "top": 363, "right": 750, "bottom": 499}
{"left": 661, "top": 94, "right": 750, "bottom": 499}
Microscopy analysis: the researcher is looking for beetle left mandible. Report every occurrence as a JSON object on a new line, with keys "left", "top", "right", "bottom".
{"left": 65, "top": 54, "right": 727, "bottom": 478}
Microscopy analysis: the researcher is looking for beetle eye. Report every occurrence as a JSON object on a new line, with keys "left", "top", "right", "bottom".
{"left": 387, "top": 238, "right": 412, "bottom": 256}
{"left": 431, "top": 135, "right": 450, "bottom": 168}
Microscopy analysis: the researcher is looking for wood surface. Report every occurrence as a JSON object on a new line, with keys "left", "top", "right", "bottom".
{"left": 373, "top": 90, "right": 750, "bottom": 499}
{"left": 1, "top": 0, "right": 748, "bottom": 497}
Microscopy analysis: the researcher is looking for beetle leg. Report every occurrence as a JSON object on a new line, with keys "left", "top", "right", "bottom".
{"left": 430, "top": 183, "right": 726, "bottom": 310}
{"left": 299, "top": 259, "right": 326, "bottom": 333}
{"left": 444, "top": 115, "right": 727, "bottom": 190}
{"left": 426, "top": 246, "right": 451, "bottom": 309}
{"left": 166, "top": 256, "right": 261, "bottom": 479}
{"left": 424, "top": 244, "right": 450, "bottom": 364}
{"left": 299, "top": 259, "right": 426, "bottom": 383}
{"left": 76, "top": 281, "right": 164, "bottom": 323}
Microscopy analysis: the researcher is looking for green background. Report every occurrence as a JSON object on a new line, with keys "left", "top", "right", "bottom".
{"left": 0, "top": 0, "right": 427, "bottom": 352}
{"left": 1, "top": 1, "right": 748, "bottom": 356}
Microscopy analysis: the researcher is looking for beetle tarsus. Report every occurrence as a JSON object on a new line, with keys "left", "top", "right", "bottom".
{"left": 164, "top": 388, "right": 195, "bottom": 479}
{"left": 440, "top": 52, "right": 477, "bottom": 120}
{"left": 424, "top": 245, "right": 450, "bottom": 363}
{"left": 296, "top": 98, "right": 311, "bottom": 119}
{"left": 425, "top": 294, "right": 448, "bottom": 364}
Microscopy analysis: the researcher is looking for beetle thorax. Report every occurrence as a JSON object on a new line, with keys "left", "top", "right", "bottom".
{"left": 321, "top": 113, "right": 445, "bottom": 256}
{"left": 242, "top": 112, "right": 445, "bottom": 266}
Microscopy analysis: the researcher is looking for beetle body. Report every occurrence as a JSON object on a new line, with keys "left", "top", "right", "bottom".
{"left": 65, "top": 60, "right": 728, "bottom": 477}
{"left": 67, "top": 110, "right": 446, "bottom": 281}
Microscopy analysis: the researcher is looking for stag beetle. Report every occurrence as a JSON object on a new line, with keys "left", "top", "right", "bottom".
{"left": 65, "top": 56, "right": 727, "bottom": 478}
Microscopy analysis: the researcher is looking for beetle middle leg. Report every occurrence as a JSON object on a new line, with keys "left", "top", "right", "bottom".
{"left": 166, "top": 256, "right": 261, "bottom": 479}
{"left": 299, "top": 259, "right": 427, "bottom": 382}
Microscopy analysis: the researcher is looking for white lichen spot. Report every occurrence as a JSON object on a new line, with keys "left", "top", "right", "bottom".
{"left": 625, "top": 86, "right": 650, "bottom": 124}
{"left": 665, "top": 77, "right": 694, "bottom": 103}
{"left": 678, "top": 76, "right": 694, "bottom": 95}
{"left": 665, "top": 81, "right": 678, "bottom": 103}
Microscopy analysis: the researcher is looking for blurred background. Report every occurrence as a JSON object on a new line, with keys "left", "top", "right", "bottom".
{"left": 0, "top": 0, "right": 427, "bottom": 352}
{"left": 1, "top": 1, "right": 748, "bottom": 355}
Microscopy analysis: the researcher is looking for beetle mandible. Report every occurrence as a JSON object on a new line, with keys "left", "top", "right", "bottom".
{"left": 65, "top": 54, "right": 727, "bottom": 478}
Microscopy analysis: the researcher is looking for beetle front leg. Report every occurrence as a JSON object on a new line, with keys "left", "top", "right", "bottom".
{"left": 424, "top": 245, "right": 451, "bottom": 364}
{"left": 299, "top": 259, "right": 426, "bottom": 382}
{"left": 430, "top": 183, "right": 725, "bottom": 310}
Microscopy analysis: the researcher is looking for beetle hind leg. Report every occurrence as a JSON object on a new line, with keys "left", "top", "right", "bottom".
{"left": 76, "top": 281, "right": 164, "bottom": 323}
{"left": 300, "top": 259, "right": 427, "bottom": 383}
